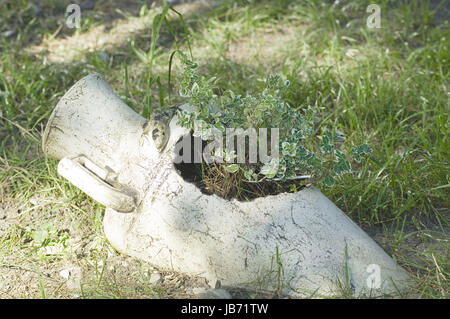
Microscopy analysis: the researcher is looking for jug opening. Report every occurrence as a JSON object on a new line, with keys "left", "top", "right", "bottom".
{"left": 173, "top": 133, "right": 307, "bottom": 202}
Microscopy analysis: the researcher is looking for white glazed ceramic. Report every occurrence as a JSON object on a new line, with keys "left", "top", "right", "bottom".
{"left": 43, "top": 74, "right": 411, "bottom": 297}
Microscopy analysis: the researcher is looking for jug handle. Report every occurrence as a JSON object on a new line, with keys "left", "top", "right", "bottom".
{"left": 57, "top": 156, "right": 136, "bottom": 213}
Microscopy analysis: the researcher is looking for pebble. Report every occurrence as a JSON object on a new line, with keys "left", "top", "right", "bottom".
{"left": 149, "top": 272, "right": 162, "bottom": 285}
{"left": 97, "top": 52, "right": 110, "bottom": 62}
{"left": 44, "top": 245, "right": 63, "bottom": 255}
{"left": 59, "top": 265, "right": 82, "bottom": 289}
{"left": 3, "top": 30, "right": 16, "bottom": 38}
{"left": 59, "top": 269, "right": 70, "bottom": 280}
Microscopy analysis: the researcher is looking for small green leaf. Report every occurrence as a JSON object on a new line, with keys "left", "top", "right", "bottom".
{"left": 31, "top": 230, "right": 49, "bottom": 245}
{"left": 285, "top": 170, "right": 297, "bottom": 179}
{"left": 306, "top": 152, "right": 321, "bottom": 169}
{"left": 324, "top": 175, "right": 335, "bottom": 187}
{"left": 320, "top": 129, "right": 334, "bottom": 154}
{"left": 224, "top": 150, "right": 237, "bottom": 162}
{"left": 352, "top": 143, "right": 373, "bottom": 162}
{"left": 333, "top": 158, "right": 351, "bottom": 175}
{"left": 244, "top": 169, "right": 257, "bottom": 181}
{"left": 281, "top": 142, "right": 297, "bottom": 157}
{"left": 260, "top": 158, "right": 280, "bottom": 178}
{"left": 224, "top": 164, "right": 239, "bottom": 174}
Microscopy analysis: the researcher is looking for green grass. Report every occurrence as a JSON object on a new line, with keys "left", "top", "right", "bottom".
{"left": 0, "top": 0, "right": 448, "bottom": 298}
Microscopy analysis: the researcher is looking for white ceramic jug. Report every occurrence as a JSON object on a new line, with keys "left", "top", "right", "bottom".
{"left": 42, "top": 74, "right": 411, "bottom": 297}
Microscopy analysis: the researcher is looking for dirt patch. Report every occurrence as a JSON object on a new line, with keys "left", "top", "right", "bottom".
{"left": 0, "top": 193, "right": 258, "bottom": 298}
{"left": 363, "top": 215, "right": 449, "bottom": 297}
{"left": 25, "top": 0, "right": 212, "bottom": 64}
{"left": 224, "top": 26, "right": 299, "bottom": 68}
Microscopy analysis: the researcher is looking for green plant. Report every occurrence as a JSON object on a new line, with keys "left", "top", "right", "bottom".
{"left": 29, "top": 222, "right": 68, "bottom": 247}
{"left": 174, "top": 52, "right": 372, "bottom": 194}
{"left": 131, "top": 0, "right": 193, "bottom": 117}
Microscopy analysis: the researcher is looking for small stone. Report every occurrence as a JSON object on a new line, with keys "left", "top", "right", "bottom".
{"left": 107, "top": 248, "right": 115, "bottom": 258}
{"left": 29, "top": 195, "right": 39, "bottom": 205}
{"left": 61, "top": 265, "right": 82, "bottom": 289}
{"left": 345, "top": 49, "right": 359, "bottom": 58}
{"left": 3, "top": 30, "right": 16, "bottom": 38}
{"left": 192, "top": 287, "right": 206, "bottom": 295}
{"left": 59, "top": 269, "right": 70, "bottom": 280}
{"left": 149, "top": 273, "right": 162, "bottom": 285}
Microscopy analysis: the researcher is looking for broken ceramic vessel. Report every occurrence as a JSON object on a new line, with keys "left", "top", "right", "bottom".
{"left": 42, "top": 74, "right": 411, "bottom": 297}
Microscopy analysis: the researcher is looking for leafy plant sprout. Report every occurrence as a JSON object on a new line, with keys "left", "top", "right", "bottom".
{"left": 172, "top": 52, "right": 373, "bottom": 199}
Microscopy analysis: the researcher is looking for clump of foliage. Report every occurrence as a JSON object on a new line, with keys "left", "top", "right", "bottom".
{"left": 174, "top": 52, "right": 372, "bottom": 198}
